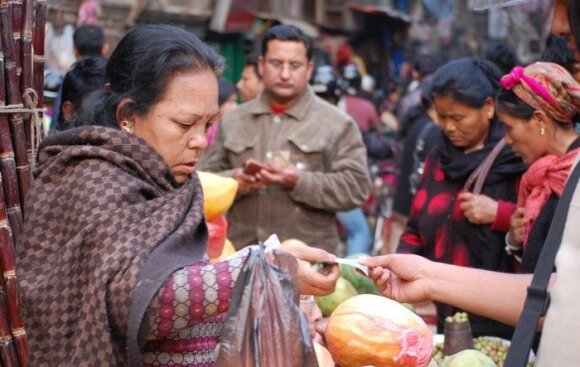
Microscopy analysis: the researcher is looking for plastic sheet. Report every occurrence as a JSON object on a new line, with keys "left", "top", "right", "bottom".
{"left": 216, "top": 244, "right": 319, "bottom": 367}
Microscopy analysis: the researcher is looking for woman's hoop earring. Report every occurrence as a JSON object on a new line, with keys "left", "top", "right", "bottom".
{"left": 121, "top": 120, "right": 134, "bottom": 133}
{"left": 539, "top": 127, "right": 545, "bottom": 136}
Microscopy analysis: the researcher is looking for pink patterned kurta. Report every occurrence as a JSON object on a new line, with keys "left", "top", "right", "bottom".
{"left": 142, "top": 249, "right": 249, "bottom": 366}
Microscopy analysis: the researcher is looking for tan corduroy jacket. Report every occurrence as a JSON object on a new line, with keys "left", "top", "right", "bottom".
{"left": 199, "top": 86, "right": 371, "bottom": 253}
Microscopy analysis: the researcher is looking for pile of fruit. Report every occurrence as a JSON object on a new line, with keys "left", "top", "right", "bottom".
{"left": 314, "top": 253, "right": 381, "bottom": 317}
{"left": 473, "top": 337, "right": 510, "bottom": 365}
{"left": 432, "top": 338, "right": 535, "bottom": 367}
{"left": 445, "top": 312, "right": 469, "bottom": 324}
{"left": 296, "top": 247, "right": 431, "bottom": 366}
{"left": 431, "top": 312, "right": 535, "bottom": 367}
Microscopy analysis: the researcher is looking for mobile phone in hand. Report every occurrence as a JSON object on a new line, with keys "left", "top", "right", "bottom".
{"left": 243, "top": 159, "right": 268, "bottom": 175}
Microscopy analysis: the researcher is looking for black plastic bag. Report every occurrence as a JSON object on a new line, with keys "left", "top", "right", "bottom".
{"left": 216, "top": 244, "right": 319, "bottom": 367}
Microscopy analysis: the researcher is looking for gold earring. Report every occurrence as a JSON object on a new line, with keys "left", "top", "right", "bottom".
{"left": 540, "top": 127, "right": 545, "bottom": 136}
{"left": 121, "top": 120, "right": 133, "bottom": 133}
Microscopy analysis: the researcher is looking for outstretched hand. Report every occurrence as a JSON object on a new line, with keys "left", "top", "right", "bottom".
{"left": 281, "top": 243, "right": 339, "bottom": 296}
{"left": 361, "top": 254, "right": 433, "bottom": 303}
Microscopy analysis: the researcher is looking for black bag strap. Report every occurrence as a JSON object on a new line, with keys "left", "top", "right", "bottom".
{"left": 505, "top": 161, "right": 580, "bottom": 367}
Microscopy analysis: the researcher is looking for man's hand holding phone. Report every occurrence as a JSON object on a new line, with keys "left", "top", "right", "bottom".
{"left": 243, "top": 159, "right": 268, "bottom": 175}
{"left": 236, "top": 158, "right": 298, "bottom": 194}
{"left": 234, "top": 159, "right": 268, "bottom": 196}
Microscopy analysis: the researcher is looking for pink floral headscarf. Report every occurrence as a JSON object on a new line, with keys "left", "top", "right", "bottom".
{"left": 502, "top": 62, "right": 580, "bottom": 246}
{"left": 500, "top": 62, "right": 580, "bottom": 124}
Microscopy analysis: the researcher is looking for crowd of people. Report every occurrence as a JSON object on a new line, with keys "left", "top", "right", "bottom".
{"left": 13, "top": 0, "right": 580, "bottom": 365}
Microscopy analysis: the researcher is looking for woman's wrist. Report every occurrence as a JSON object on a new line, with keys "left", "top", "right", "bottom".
{"left": 505, "top": 232, "right": 520, "bottom": 249}
{"left": 504, "top": 233, "right": 523, "bottom": 262}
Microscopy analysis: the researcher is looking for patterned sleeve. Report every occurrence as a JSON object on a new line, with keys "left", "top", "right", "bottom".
{"left": 145, "top": 248, "right": 250, "bottom": 340}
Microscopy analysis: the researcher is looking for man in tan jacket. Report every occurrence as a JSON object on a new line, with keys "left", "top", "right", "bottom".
{"left": 200, "top": 25, "right": 371, "bottom": 253}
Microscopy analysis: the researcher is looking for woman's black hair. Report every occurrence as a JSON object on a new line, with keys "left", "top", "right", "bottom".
{"left": 58, "top": 56, "right": 107, "bottom": 130}
{"left": 75, "top": 24, "right": 224, "bottom": 128}
{"left": 540, "top": 34, "right": 576, "bottom": 67}
{"left": 485, "top": 41, "right": 519, "bottom": 74}
{"left": 431, "top": 57, "right": 502, "bottom": 108}
{"left": 495, "top": 88, "right": 535, "bottom": 121}
{"left": 412, "top": 54, "right": 441, "bottom": 79}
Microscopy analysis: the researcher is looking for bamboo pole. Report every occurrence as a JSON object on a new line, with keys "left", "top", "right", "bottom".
{"left": 0, "top": 18, "right": 23, "bottom": 248}
{"left": 0, "top": 239, "right": 24, "bottom": 367}
{"left": 19, "top": 0, "right": 31, "bottom": 93}
{"left": 4, "top": 276, "right": 25, "bottom": 367}
{"left": 0, "top": 285, "right": 19, "bottom": 367}
{"left": 20, "top": 0, "right": 33, "bottom": 188}
{"left": 32, "top": 0, "right": 46, "bottom": 111}
{"left": 1, "top": 0, "right": 30, "bottom": 210}
{"left": 0, "top": 183, "right": 25, "bottom": 367}
{"left": 10, "top": 0, "right": 23, "bottom": 78}
{"left": 0, "top": 1, "right": 35, "bottom": 366}
{"left": 5, "top": 280, "right": 24, "bottom": 366}
{"left": 0, "top": 13, "right": 25, "bottom": 364}
{"left": 0, "top": 182, "right": 19, "bottom": 367}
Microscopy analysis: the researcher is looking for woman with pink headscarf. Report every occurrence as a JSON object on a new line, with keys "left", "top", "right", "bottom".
{"left": 496, "top": 62, "right": 580, "bottom": 273}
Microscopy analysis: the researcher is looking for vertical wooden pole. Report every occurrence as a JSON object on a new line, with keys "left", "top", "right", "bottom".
{"left": 1, "top": 0, "right": 30, "bottom": 212}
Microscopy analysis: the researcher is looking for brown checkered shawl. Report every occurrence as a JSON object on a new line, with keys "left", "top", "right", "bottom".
{"left": 16, "top": 127, "right": 208, "bottom": 366}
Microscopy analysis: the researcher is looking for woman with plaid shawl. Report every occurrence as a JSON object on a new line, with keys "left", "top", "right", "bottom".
{"left": 17, "top": 25, "right": 339, "bottom": 366}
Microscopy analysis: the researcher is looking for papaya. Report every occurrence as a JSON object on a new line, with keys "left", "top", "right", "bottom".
{"left": 326, "top": 294, "right": 433, "bottom": 367}
{"left": 341, "top": 254, "right": 381, "bottom": 295}
{"left": 197, "top": 171, "right": 238, "bottom": 221}
{"left": 315, "top": 277, "right": 358, "bottom": 317}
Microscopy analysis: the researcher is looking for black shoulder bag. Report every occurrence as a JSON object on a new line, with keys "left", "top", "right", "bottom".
{"left": 504, "top": 161, "right": 580, "bottom": 367}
